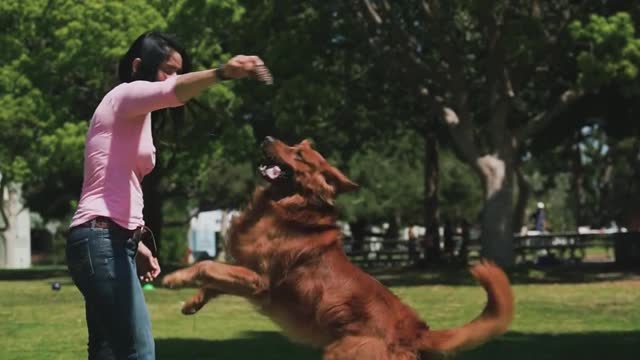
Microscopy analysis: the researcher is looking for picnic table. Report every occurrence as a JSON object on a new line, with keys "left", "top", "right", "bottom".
{"left": 512, "top": 231, "right": 632, "bottom": 264}
{"left": 343, "top": 238, "right": 421, "bottom": 267}
{"left": 339, "top": 230, "right": 639, "bottom": 267}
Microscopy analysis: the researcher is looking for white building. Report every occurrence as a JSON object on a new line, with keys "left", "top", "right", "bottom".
{"left": 0, "top": 177, "right": 31, "bottom": 269}
{"left": 187, "top": 209, "right": 238, "bottom": 263}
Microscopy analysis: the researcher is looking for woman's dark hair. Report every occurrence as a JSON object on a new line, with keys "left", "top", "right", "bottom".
{"left": 118, "top": 31, "right": 192, "bottom": 83}
{"left": 118, "top": 31, "right": 192, "bottom": 146}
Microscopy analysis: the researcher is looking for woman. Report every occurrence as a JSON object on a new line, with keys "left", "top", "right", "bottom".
{"left": 66, "top": 31, "right": 267, "bottom": 359}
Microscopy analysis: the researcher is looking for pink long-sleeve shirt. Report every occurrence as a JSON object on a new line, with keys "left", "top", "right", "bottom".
{"left": 70, "top": 76, "right": 184, "bottom": 230}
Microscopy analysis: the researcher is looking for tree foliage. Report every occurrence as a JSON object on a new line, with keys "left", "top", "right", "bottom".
{"left": 2, "top": 0, "right": 639, "bottom": 264}
{"left": 342, "top": 0, "right": 640, "bottom": 265}
{"left": 0, "top": 0, "right": 167, "bottom": 217}
{"left": 570, "top": 12, "right": 640, "bottom": 96}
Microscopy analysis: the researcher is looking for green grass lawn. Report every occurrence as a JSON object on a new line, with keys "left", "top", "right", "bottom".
{"left": 1, "top": 265, "right": 639, "bottom": 360}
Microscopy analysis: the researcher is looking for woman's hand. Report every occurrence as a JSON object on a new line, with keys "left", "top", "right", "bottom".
{"left": 135, "top": 242, "right": 161, "bottom": 283}
{"left": 174, "top": 54, "right": 271, "bottom": 103}
{"left": 221, "top": 55, "right": 267, "bottom": 80}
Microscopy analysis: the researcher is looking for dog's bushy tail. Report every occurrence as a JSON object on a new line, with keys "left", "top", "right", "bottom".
{"left": 417, "top": 260, "right": 514, "bottom": 356}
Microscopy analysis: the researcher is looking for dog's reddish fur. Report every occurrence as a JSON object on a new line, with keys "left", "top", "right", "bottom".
{"left": 163, "top": 137, "right": 514, "bottom": 359}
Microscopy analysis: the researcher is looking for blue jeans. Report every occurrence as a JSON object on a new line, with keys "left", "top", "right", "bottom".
{"left": 66, "top": 220, "right": 155, "bottom": 360}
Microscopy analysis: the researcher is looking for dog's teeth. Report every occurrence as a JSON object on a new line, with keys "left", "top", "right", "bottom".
{"left": 266, "top": 166, "right": 281, "bottom": 179}
{"left": 260, "top": 165, "right": 281, "bottom": 179}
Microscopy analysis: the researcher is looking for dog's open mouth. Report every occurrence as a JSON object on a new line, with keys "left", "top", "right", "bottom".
{"left": 258, "top": 157, "right": 292, "bottom": 182}
{"left": 259, "top": 164, "right": 282, "bottom": 180}
{"left": 259, "top": 138, "right": 293, "bottom": 182}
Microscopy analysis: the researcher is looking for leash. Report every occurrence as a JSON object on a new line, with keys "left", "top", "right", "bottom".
{"left": 133, "top": 225, "right": 159, "bottom": 258}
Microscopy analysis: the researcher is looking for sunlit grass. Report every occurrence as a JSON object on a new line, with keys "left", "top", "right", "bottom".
{"left": 1, "top": 267, "right": 639, "bottom": 359}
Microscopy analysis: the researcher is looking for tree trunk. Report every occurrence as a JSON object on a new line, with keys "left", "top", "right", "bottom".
{"left": 142, "top": 170, "right": 164, "bottom": 255}
{"left": 349, "top": 219, "right": 367, "bottom": 252}
{"left": 424, "top": 132, "right": 439, "bottom": 224}
{"left": 423, "top": 131, "right": 442, "bottom": 263}
{"left": 569, "top": 133, "right": 586, "bottom": 227}
{"left": 513, "top": 167, "right": 531, "bottom": 233}
{"left": 477, "top": 155, "right": 515, "bottom": 267}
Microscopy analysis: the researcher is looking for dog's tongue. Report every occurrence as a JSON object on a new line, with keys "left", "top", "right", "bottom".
{"left": 259, "top": 165, "right": 282, "bottom": 179}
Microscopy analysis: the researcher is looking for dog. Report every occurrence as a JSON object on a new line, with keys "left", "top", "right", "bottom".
{"left": 163, "top": 136, "right": 514, "bottom": 359}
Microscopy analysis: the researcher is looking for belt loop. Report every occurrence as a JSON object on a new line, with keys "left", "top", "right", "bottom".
{"left": 89, "top": 218, "right": 97, "bottom": 230}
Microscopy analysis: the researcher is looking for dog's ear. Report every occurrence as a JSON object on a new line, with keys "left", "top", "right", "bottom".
{"left": 300, "top": 139, "right": 315, "bottom": 147}
{"left": 316, "top": 191, "right": 335, "bottom": 206}
{"left": 323, "top": 165, "right": 358, "bottom": 194}
{"left": 311, "top": 170, "right": 357, "bottom": 206}
{"left": 293, "top": 171, "right": 337, "bottom": 207}
{"left": 310, "top": 173, "right": 337, "bottom": 206}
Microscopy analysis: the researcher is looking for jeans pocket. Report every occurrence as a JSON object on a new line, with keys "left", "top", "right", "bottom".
{"left": 83, "top": 233, "right": 116, "bottom": 281}
{"left": 66, "top": 237, "right": 95, "bottom": 278}
{"left": 93, "top": 253, "right": 117, "bottom": 281}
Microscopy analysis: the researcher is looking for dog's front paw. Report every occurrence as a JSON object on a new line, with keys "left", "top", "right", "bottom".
{"left": 162, "top": 270, "right": 192, "bottom": 289}
{"left": 181, "top": 301, "right": 202, "bottom": 315}
{"left": 181, "top": 288, "right": 220, "bottom": 315}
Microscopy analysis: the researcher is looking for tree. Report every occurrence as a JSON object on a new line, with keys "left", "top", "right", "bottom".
{"left": 352, "top": 1, "right": 640, "bottom": 266}
{"left": 0, "top": 0, "right": 167, "bottom": 219}
{"left": 338, "top": 131, "right": 425, "bottom": 222}
{"left": 0, "top": 1, "right": 259, "bottom": 262}
{"left": 235, "top": 0, "right": 448, "bottom": 244}
{"left": 526, "top": 10, "right": 640, "bottom": 231}
{"left": 134, "top": 0, "right": 251, "bottom": 246}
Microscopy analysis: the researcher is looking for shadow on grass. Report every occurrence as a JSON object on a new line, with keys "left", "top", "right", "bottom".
{"left": 0, "top": 263, "right": 190, "bottom": 281}
{"left": 0, "top": 266, "right": 70, "bottom": 281}
{"left": 156, "top": 331, "right": 321, "bottom": 360}
{"left": 372, "top": 261, "right": 640, "bottom": 288}
{"left": 2, "top": 262, "right": 639, "bottom": 287}
{"left": 459, "top": 330, "right": 640, "bottom": 360}
{"left": 156, "top": 330, "right": 640, "bottom": 360}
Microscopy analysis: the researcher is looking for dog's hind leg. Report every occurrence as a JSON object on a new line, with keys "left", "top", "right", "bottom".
{"left": 162, "top": 260, "right": 267, "bottom": 297}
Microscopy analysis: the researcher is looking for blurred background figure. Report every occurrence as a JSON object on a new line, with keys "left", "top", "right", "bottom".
{"left": 531, "top": 202, "right": 547, "bottom": 232}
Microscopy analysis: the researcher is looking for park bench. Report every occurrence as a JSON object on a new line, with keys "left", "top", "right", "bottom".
{"left": 513, "top": 232, "right": 618, "bottom": 264}
{"left": 337, "top": 230, "right": 634, "bottom": 268}
{"left": 343, "top": 237, "right": 422, "bottom": 268}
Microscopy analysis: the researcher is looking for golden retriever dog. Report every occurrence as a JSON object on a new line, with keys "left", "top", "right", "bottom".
{"left": 163, "top": 136, "right": 514, "bottom": 359}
